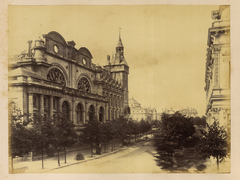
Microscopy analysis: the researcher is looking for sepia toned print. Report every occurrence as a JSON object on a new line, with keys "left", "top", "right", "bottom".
{"left": 8, "top": 5, "right": 230, "bottom": 173}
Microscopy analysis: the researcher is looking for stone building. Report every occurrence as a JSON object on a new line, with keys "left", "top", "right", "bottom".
{"left": 129, "top": 97, "right": 158, "bottom": 121}
{"left": 179, "top": 107, "right": 198, "bottom": 117}
{"left": 204, "top": 5, "right": 230, "bottom": 133}
{"left": 8, "top": 31, "right": 129, "bottom": 131}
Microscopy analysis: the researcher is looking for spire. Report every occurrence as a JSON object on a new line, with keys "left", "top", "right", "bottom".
{"left": 117, "top": 28, "right": 123, "bottom": 47}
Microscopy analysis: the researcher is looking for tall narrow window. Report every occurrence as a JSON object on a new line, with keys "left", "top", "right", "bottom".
{"left": 99, "top": 107, "right": 104, "bottom": 123}
{"left": 88, "top": 105, "right": 94, "bottom": 121}
{"left": 76, "top": 103, "right": 83, "bottom": 124}
{"left": 62, "top": 101, "right": 69, "bottom": 120}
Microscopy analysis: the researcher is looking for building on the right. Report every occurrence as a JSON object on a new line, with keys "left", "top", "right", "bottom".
{"left": 204, "top": 5, "right": 230, "bottom": 134}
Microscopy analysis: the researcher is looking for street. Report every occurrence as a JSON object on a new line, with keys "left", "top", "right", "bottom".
{"left": 48, "top": 140, "right": 164, "bottom": 173}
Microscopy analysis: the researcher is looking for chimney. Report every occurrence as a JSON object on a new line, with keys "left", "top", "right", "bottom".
{"left": 27, "top": 40, "right": 32, "bottom": 57}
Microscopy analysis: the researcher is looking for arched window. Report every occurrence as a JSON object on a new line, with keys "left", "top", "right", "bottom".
{"left": 76, "top": 103, "right": 83, "bottom": 124}
{"left": 88, "top": 105, "right": 95, "bottom": 121}
{"left": 47, "top": 68, "right": 66, "bottom": 86}
{"left": 62, "top": 101, "right": 69, "bottom": 120}
{"left": 111, "top": 110, "right": 113, "bottom": 120}
{"left": 78, "top": 77, "right": 91, "bottom": 93}
{"left": 99, "top": 107, "right": 104, "bottom": 123}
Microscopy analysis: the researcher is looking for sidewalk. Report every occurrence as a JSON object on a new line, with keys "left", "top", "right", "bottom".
{"left": 11, "top": 141, "right": 127, "bottom": 174}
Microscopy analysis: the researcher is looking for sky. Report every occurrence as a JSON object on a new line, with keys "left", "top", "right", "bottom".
{"left": 8, "top": 5, "right": 219, "bottom": 116}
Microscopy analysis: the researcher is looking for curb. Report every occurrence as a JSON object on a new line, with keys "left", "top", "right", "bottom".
{"left": 40, "top": 147, "right": 128, "bottom": 173}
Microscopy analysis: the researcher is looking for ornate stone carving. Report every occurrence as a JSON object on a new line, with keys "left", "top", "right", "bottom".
{"left": 212, "top": 107, "right": 221, "bottom": 112}
{"left": 213, "top": 47, "right": 221, "bottom": 53}
{"left": 47, "top": 68, "right": 66, "bottom": 86}
{"left": 68, "top": 49, "right": 76, "bottom": 60}
{"left": 78, "top": 77, "right": 91, "bottom": 93}
{"left": 211, "top": 10, "right": 221, "bottom": 20}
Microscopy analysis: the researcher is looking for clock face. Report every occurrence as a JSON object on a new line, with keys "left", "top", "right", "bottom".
{"left": 53, "top": 45, "right": 58, "bottom": 53}
{"left": 83, "top": 58, "right": 86, "bottom": 65}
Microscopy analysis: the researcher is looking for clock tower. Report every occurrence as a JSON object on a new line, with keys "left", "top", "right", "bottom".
{"left": 104, "top": 30, "right": 129, "bottom": 108}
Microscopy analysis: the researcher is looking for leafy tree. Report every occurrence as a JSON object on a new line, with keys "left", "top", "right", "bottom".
{"left": 116, "top": 116, "right": 130, "bottom": 145}
{"left": 195, "top": 119, "right": 228, "bottom": 170}
{"left": 31, "top": 112, "right": 56, "bottom": 169}
{"left": 9, "top": 103, "right": 34, "bottom": 170}
{"left": 154, "top": 112, "right": 196, "bottom": 170}
{"left": 80, "top": 116, "right": 105, "bottom": 156}
{"left": 53, "top": 113, "right": 77, "bottom": 165}
{"left": 192, "top": 116, "right": 206, "bottom": 127}
{"left": 102, "top": 121, "right": 116, "bottom": 152}
{"left": 128, "top": 120, "right": 140, "bottom": 141}
{"left": 139, "top": 119, "right": 151, "bottom": 136}
{"left": 154, "top": 112, "right": 195, "bottom": 156}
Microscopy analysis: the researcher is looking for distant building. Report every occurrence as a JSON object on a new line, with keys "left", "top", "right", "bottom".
{"left": 179, "top": 107, "right": 198, "bottom": 117}
{"left": 204, "top": 5, "right": 230, "bottom": 133}
{"left": 129, "top": 97, "right": 158, "bottom": 121}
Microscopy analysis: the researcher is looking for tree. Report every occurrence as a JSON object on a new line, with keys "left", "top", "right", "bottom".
{"left": 31, "top": 112, "right": 56, "bottom": 169}
{"left": 80, "top": 116, "right": 105, "bottom": 156}
{"left": 195, "top": 119, "right": 228, "bottom": 171}
{"left": 101, "top": 121, "right": 115, "bottom": 152}
{"left": 116, "top": 116, "right": 130, "bottom": 145}
{"left": 154, "top": 112, "right": 195, "bottom": 156}
{"left": 53, "top": 113, "right": 77, "bottom": 165}
{"left": 9, "top": 103, "right": 34, "bottom": 170}
{"left": 128, "top": 120, "right": 140, "bottom": 142}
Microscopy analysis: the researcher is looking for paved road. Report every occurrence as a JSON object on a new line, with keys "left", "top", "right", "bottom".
{"left": 48, "top": 140, "right": 164, "bottom": 173}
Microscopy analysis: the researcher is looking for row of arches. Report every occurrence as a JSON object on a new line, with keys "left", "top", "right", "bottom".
{"left": 61, "top": 101, "right": 104, "bottom": 123}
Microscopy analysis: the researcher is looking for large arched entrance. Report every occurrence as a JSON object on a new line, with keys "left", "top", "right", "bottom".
{"left": 88, "top": 105, "right": 95, "bottom": 121}
{"left": 99, "top": 107, "right": 104, "bottom": 123}
{"left": 76, "top": 103, "right": 83, "bottom": 124}
{"left": 62, "top": 101, "right": 69, "bottom": 120}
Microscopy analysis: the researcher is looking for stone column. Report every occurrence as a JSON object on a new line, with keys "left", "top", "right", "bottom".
{"left": 39, "top": 94, "right": 44, "bottom": 115}
{"left": 82, "top": 103, "right": 86, "bottom": 124}
{"left": 49, "top": 96, "right": 53, "bottom": 119}
{"left": 28, "top": 93, "right": 34, "bottom": 117}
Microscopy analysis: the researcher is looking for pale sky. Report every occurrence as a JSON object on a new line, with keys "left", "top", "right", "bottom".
{"left": 8, "top": 5, "right": 219, "bottom": 116}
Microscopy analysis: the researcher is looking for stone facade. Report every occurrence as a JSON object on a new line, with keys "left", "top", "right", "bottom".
{"left": 129, "top": 97, "right": 158, "bottom": 121}
{"left": 8, "top": 31, "right": 129, "bottom": 131}
{"left": 179, "top": 107, "right": 198, "bottom": 117}
{"left": 204, "top": 5, "right": 230, "bottom": 133}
